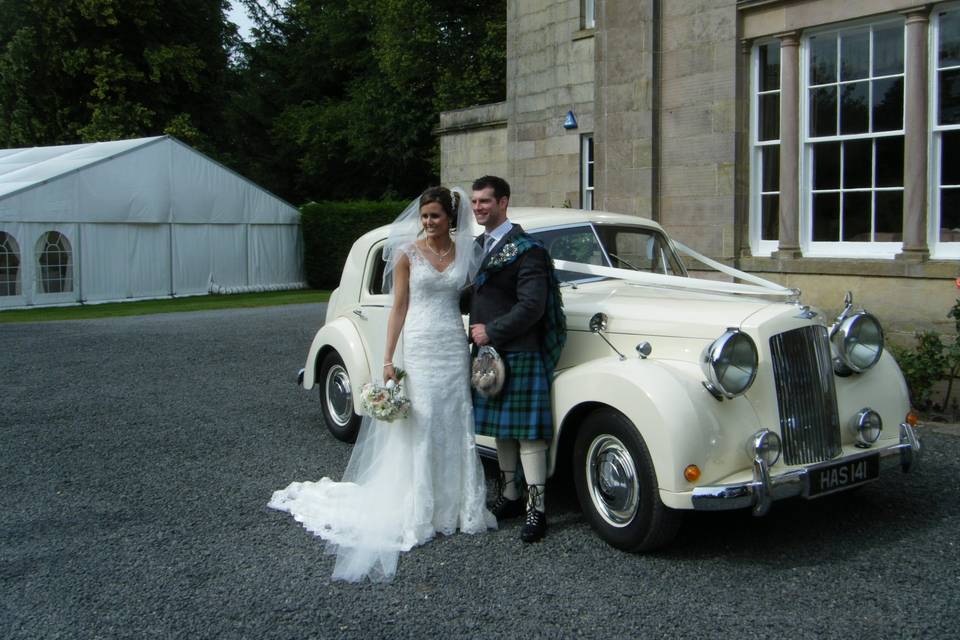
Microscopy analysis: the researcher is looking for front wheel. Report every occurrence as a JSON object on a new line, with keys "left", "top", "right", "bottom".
{"left": 318, "top": 351, "right": 361, "bottom": 443}
{"left": 572, "top": 408, "right": 682, "bottom": 551}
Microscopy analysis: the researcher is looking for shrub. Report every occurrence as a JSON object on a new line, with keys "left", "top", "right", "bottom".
{"left": 890, "top": 298, "right": 960, "bottom": 414}
{"left": 301, "top": 200, "right": 407, "bottom": 289}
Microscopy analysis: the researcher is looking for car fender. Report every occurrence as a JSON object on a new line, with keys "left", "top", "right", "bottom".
{"left": 302, "top": 317, "right": 372, "bottom": 400}
{"left": 552, "top": 356, "right": 760, "bottom": 498}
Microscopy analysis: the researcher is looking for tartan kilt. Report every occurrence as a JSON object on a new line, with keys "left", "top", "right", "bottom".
{"left": 473, "top": 351, "right": 553, "bottom": 440}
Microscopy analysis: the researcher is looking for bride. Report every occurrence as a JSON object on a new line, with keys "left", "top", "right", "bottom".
{"left": 268, "top": 186, "right": 495, "bottom": 582}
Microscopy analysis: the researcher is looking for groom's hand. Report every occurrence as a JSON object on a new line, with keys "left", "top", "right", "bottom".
{"left": 470, "top": 324, "right": 490, "bottom": 346}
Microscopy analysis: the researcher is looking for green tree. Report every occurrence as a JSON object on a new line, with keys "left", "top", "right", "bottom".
{"left": 224, "top": 0, "right": 505, "bottom": 203}
{"left": 0, "top": 0, "right": 236, "bottom": 148}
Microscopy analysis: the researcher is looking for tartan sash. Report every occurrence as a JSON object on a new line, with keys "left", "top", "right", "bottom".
{"left": 475, "top": 233, "right": 567, "bottom": 377}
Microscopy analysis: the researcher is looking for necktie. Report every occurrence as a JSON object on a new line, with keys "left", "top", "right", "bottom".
{"left": 484, "top": 234, "right": 496, "bottom": 254}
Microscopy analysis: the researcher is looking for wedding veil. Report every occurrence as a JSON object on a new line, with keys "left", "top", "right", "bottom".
{"left": 381, "top": 186, "right": 480, "bottom": 293}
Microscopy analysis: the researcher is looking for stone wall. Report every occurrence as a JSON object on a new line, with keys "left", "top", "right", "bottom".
{"left": 507, "top": 0, "right": 595, "bottom": 207}
{"left": 437, "top": 102, "right": 508, "bottom": 194}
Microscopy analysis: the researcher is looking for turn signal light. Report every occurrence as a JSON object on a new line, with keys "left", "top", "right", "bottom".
{"left": 684, "top": 464, "right": 701, "bottom": 482}
{"left": 905, "top": 410, "right": 919, "bottom": 427}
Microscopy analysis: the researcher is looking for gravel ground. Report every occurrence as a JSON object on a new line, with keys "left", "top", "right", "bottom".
{"left": 1, "top": 304, "right": 958, "bottom": 639}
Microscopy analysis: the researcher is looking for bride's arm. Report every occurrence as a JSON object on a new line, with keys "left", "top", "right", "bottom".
{"left": 383, "top": 252, "right": 410, "bottom": 383}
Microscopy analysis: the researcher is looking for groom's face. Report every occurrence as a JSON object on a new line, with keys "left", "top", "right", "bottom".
{"left": 471, "top": 187, "right": 508, "bottom": 231}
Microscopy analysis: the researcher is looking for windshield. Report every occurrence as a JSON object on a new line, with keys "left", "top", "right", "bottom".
{"left": 530, "top": 223, "right": 686, "bottom": 284}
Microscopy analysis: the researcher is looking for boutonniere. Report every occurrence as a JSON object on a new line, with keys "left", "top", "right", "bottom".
{"left": 489, "top": 242, "right": 519, "bottom": 267}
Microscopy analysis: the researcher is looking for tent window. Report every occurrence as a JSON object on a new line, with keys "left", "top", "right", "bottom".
{"left": 0, "top": 232, "right": 21, "bottom": 296}
{"left": 36, "top": 231, "right": 73, "bottom": 294}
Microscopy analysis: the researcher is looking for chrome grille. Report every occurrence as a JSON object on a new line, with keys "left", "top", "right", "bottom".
{"left": 769, "top": 325, "right": 842, "bottom": 465}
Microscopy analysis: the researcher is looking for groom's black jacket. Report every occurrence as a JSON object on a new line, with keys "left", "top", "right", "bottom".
{"left": 462, "top": 224, "right": 550, "bottom": 353}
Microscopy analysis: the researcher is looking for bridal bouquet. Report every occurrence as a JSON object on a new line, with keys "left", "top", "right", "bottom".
{"left": 358, "top": 369, "right": 411, "bottom": 422}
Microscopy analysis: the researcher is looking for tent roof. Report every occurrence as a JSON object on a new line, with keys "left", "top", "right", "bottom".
{"left": 0, "top": 136, "right": 298, "bottom": 225}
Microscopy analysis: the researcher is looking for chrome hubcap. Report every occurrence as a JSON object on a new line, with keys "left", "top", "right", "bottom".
{"left": 586, "top": 434, "right": 639, "bottom": 527}
{"left": 324, "top": 364, "right": 353, "bottom": 427}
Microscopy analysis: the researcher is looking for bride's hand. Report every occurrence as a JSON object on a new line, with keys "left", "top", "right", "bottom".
{"left": 383, "top": 363, "right": 399, "bottom": 384}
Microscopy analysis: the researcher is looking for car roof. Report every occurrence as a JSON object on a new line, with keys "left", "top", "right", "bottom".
{"left": 506, "top": 206, "right": 663, "bottom": 232}
{"left": 355, "top": 206, "right": 666, "bottom": 248}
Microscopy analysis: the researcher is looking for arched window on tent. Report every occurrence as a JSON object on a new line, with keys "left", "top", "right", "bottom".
{"left": 0, "top": 231, "right": 21, "bottom": 296}
{"left": 36, "top": 231, "right": 73, "bottom": 294}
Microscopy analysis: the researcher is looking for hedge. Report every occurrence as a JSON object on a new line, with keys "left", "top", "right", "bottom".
{"left": 300, "top": 199, "right": 407, "bottom": 289}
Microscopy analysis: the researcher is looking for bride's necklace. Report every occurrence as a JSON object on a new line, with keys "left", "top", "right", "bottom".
{"left": 424, "top": 239, "right": 453, "bottom": 262}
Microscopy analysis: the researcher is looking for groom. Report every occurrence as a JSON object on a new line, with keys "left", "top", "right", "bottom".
{"left": 466, "top": 175, "right": 565, "bottom": 543}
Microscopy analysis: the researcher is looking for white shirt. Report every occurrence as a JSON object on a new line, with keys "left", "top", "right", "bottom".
{"left": 484, "top": 219, "right": 513, "bottom": 254}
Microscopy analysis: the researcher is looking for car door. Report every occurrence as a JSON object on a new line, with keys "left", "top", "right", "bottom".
{"left": 355, "top": 242, "right": 398, "bottom": 381}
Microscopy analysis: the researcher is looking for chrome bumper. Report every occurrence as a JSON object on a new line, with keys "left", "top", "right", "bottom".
{"left": 691, "top": 423, "right": 921, "bottom": 516}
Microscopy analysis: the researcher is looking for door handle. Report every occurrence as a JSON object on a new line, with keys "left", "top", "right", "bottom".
{"left": 352, "top": 308, "right": 367, "bottom": 320}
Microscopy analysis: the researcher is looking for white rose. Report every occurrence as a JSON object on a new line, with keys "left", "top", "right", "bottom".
{"left": 385, "top": 379, "right": 396, "bottom": 389}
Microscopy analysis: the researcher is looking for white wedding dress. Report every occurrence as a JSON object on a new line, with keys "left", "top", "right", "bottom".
{"left": 268, "top": 245, "right": 496, "bottom": 582}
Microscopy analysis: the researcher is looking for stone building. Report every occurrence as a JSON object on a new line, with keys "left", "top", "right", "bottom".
{"left": 437, "top": 0, "right": 960, "bottom": 340}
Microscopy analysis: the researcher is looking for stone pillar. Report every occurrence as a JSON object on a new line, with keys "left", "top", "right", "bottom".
{"left": 774, "top": 32, "right": 801, "bottom": 258}
{"left": 898, "top": 7, "right": 931, "bottom": 261}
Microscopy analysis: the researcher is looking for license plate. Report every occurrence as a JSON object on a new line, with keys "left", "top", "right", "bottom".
{"left": 806, "top": 454, "right": 879, "bottom": 497}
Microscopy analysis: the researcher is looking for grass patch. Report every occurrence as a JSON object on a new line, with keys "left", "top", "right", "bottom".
{"left": 0, "top": 289, "right": 331, "bottom": 323}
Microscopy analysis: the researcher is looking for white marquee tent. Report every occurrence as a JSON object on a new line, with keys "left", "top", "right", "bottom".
{"left": 0, "top": 135, "right": 304, "bottom": 309}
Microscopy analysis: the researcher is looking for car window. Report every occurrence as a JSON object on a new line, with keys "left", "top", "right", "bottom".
{"left": 593, "top": 225, "right": 686, "bottom": 276}
{"left": 367, "top": 247, "right": 387, "bottom": 295}
{"left": 531, "top": 225, "right": 608, "bottom": 283}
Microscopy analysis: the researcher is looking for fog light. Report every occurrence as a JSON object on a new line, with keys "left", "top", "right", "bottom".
{"left": 683, "top": 464, "right": 701, "bottom": 482}
{"left": 905, "top": 410, "right": 919, "bottom": 427}
{"left": 852, "top": 408, "right": 882, "bottom": 447}
{"left": 747, "top": 429, "right": 781, "bottom": 466}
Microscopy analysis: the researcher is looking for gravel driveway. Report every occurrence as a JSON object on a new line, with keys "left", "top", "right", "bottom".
{"left": 1, "top": 304, "right": 958, "bottom": 639}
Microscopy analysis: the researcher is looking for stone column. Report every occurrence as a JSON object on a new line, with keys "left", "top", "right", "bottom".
{"left": 774, "top": 32, "right": 801, "bottom": 258}
{"left": 898, "top": 7, "right": 931, "bottom": 261}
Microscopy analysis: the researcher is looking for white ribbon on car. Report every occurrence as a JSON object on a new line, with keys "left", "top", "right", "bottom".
{"left": 553, "top": 241, "right": 799, "bottom": 299}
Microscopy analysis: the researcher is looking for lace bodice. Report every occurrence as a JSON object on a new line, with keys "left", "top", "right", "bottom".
{"left": 403, "top": 244, "right": 465, "bottom": 335}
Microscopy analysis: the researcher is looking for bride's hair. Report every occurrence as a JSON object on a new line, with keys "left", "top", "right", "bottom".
{"left": 419, "top": 186, "right": 458, "bottom": 230}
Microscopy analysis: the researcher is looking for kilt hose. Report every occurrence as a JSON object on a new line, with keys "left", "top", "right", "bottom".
{"left": 473, "top": 350, "right": 553, "bottom": 441}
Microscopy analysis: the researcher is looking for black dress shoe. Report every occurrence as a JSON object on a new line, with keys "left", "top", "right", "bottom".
{"left": 490, "top": 494, "right": 524, "bottom": 520}
{"left": 520, "top": 508, "right": 547, "bottom": 543}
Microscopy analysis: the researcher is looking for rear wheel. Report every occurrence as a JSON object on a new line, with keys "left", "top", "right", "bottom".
{"left": 318, "top": 351, "right": 361, "bottom": 443}
{"left": 572, "top": 408, "right": 682, "bottom": 551}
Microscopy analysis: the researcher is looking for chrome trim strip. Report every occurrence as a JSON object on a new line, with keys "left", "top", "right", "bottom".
{"left": 691, "top": 424, "right": 919, "bottom": 513}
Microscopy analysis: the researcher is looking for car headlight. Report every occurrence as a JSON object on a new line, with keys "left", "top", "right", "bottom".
{"left": 851, "top": 408, "right": 882, "bottom": 447}
{"left": 832, "top": 312, "right": 884, "bottom": 373}
{"left": 747, "top": 429, "right": 782, "bottom": 466}
{"left": 702, "top": 329, "right": 758, "bottom": 398}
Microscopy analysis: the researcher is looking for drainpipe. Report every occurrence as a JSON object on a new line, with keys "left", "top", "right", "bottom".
{"left": 651, "top": 0, "right": 662, "bottom": 223}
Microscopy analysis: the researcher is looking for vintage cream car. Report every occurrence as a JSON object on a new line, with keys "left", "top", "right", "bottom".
{"left": 298, "top": 208, "right": 921, "bottom": 551}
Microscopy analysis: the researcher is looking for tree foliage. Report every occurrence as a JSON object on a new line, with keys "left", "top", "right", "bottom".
{"left": 0, "top": 0, "right": 506, "bottom": 204}
{"left": 225, "top": 0, "right": 506, "bottom": 203}
{"left": 0, "top": 0, "right": 236, "bottom": 150}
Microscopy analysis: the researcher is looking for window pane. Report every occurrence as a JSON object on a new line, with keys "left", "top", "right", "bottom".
{"left": 813, "top": 141, "right": 841, "bottom": 190}
{"left": 872, "top": 77, "right": 903, "bottom": 131}
{"left": 942, "top": 130, "right": 960, "bottom": 186}
{"left": 842, "top": 192, "right": 872, "bottom": 241}
{"left": 840, "top": 82, "right": 869, "bottom": 134}
{"left": 759, "top": 94, "right": 780, "bottom": 141}
{"left": 940, "top": 68, "right": 960, "bottom": 125}
{"left": 762, "top": 194, "right": 780, "bottom": 240}
{"left": 940, "top": 188, "right": 960, "bottom": 242}
{"left": 761, "top": 145, "right": 779, "bottom": 192}
{"left": 810, "top": 36, "right": 837, "bottom": 85}
{"left": 876, "top": 136, "right": 904, "bottom": 187}
{"left": 873, "top": 24, "right": 904, "bottom": 76}
{"left": 940, "top": 10, "right": 960, "bottom": 68}
{"left": 813, "top": 193, "right": 840, "bottom": 240}
{"left": 875, "top": 191, "right": 903, "bottom": 240}
{"left": 843, "top": 139, "right": 871, "bottom": 188}
{"left": 840, "top": 31, "right": 870, "bottom": 81}
{"left": 759, "top": 43, "right": 780, "bottom": 92}
{"left": 810, "top": 86, "right": 837, "bottom": 136}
